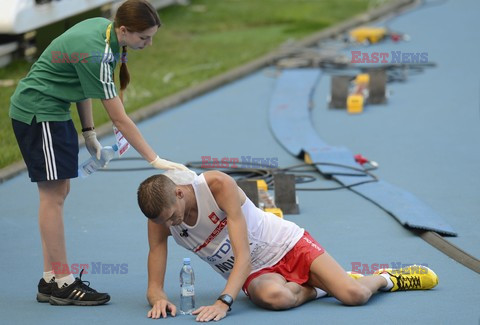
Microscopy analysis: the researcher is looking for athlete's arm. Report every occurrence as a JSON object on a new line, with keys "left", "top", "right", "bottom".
{"left": 192, "top": 171, "right": 252, "bottom": 322}
{"left": 146, "top": 219, "right": 176, "bottom": 319}
{"left": 102, "top": 96, "right": 157, "bottom": 162}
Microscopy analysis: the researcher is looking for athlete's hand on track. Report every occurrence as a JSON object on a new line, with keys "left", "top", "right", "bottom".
{"left": 192, "top": 302, "right": 229, "bottom": 322}
{"left": 147, "top": 299, "right": 177, "bottom": 319}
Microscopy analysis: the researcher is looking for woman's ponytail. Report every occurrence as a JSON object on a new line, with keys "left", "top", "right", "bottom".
{"left": 119, "top": 46, "right": 130, "bottom": 102}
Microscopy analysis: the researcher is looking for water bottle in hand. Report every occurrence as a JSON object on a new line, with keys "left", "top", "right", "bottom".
{"left": 180, "top": 257, "right": 195, "bottom": 315}
{"left": 78, "top": 144, "right": 118, "bottom": 178}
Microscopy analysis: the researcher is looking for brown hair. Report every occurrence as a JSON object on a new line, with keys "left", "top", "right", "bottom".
{"left": 114, "top": 0, "right": 161, "bottom": 100}
{"left": 137, "top": 174, "right": 176, "bottom": 220}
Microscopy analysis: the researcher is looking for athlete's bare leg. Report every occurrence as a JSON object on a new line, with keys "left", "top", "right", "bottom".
{"left": 307, "top": 252, "right": 387, "bottom": 305}
{"left": 247, "top": 273, "right": 317, "bottom": 310}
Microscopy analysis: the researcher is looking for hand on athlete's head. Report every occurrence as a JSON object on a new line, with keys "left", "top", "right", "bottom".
{"left": 149, "top": 155, "right": 190, "bottom": 171}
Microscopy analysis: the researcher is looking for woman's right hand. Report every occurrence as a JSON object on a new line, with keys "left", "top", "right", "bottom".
{"left": 82, "top": 130, "right": 102, "bottom": 160}
{"left": 147, "top": 299, "right": 177, "bottom": 319}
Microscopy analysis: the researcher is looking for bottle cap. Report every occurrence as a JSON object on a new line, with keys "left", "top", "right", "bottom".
{"left": 112, "top": 144, "right": 118, "bottom": 151}
{"left": 183, "top": 257, "right": 191, "bottom": 264}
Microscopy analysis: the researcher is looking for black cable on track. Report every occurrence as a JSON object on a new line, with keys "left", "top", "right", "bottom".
{"left": 102, "top": 157, "right": 480, "bottom": 274}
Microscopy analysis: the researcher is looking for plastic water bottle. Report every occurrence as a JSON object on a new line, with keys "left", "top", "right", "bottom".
{"left": 180, "top": 257, "right": 195, "bottom": 315}
{"left": 78, "top": 144, "right": 118, "bottom": 178}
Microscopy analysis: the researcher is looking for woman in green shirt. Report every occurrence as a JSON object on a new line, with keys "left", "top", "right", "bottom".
{"left": 10, "top": 0, "right": 187, "bottom": 306}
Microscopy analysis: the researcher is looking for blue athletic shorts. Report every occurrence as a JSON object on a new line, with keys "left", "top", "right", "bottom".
{"left": 11, "top": 117, "right": 79, "bottom": 182}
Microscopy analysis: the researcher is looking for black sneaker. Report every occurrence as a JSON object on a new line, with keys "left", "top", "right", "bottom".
{"left": 37, "top": 277, "right": 56, "bottom": 302}
{"left": 49, "top": 270, "right": 110, "bottom": 306}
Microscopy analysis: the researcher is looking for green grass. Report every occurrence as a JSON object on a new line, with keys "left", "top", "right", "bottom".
{"left": 0, "top": 0, "right": 375, "bottom": 169}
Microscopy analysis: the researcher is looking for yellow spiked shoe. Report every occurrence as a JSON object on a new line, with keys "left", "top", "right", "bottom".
{"left": 375, "top": 265, "right": 438, "bottom": 291}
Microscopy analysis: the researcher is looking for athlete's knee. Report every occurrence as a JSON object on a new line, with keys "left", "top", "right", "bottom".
{"left": 338, "top": 283, "right": 371, "bottom": 306}
{"left": 252, "top": 286, "right": 296, "bottom": 310}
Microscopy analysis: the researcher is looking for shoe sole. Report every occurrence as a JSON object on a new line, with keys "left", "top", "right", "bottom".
{"left": 49, "top": 296, "right": 110, "bottom": 306}
{"left": 37, "top": 293, "right": 51, "bottom": 303}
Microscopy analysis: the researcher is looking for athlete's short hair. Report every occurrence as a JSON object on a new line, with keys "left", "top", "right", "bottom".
{"left": 137, "top": 174, "right": 176, "bottom": 220}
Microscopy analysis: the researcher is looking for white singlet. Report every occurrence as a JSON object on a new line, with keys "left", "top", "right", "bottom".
{"left": 170, "top": 174, "right": 304, "bottom": 279}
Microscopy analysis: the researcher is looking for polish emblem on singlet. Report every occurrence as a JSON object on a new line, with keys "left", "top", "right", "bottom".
{"left": 208, "top": 212, "right": 219, "bottom": 224}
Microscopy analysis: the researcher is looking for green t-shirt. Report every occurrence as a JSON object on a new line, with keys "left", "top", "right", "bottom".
{"left": 9, "top": 17, "right": 120, "bottom": 124}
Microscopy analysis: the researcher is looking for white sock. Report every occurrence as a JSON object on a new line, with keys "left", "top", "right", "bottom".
{"left": 43, "top": 270, "right": 56, "bottom": 283}
{"left": 56, "top": 274, "right": 75, "bottom": 288}
{"left": 314, "top": 287, "right": 328, "bottom": 299}
{"left": 380, "top": 273, "right": 393, "bottom": 291}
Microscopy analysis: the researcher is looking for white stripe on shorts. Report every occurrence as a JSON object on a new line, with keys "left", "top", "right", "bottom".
{"left": 41, "top": 122, "right": 58, "bottom": 180}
